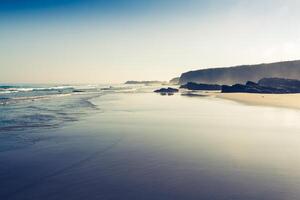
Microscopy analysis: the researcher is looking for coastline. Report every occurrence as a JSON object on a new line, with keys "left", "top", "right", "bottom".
{"left": 214, "top": 92, "right": 300, "bottom": 110}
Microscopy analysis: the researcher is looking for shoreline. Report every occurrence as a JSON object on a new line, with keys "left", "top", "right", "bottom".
{"left": 213, "top": 92, "right": 300, "bottom": 110}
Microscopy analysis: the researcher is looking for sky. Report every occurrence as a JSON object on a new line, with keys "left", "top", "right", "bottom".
{"left": 1, "top": 0, "right": 300, "bottom": 84}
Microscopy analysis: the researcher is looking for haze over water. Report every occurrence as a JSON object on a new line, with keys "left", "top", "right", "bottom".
{"left": 1, "top": 85, "right": 300, "bottom": 199}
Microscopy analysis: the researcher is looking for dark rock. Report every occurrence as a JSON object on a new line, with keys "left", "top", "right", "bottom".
{"left": 180, "top": 82, "right": 221, "bottom": 90}
{"left": 222, "top": 80, "right": 289, "bottom": 94}
{"left": 154, "top": 87, "right": 179, "bottom": 94}
{"left": 72, "top": 90, "right": 84, "bottom": 93}
{"left": 258, "top": 77, "right": 300, "bottom": 93}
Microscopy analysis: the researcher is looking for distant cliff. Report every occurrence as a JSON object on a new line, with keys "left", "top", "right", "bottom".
{"left": 179, "top": 60, "right": 300, "bottom": 85}
{"left": 169, "top": 77, "right": 179, "bottom": 85}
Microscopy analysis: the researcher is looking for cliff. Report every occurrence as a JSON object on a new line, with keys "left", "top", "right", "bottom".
{"left": 179, "top": 60, "right": 300, "bottom": 85}
{"left": 169, "top": 77, "right": 180, "bottom": 85}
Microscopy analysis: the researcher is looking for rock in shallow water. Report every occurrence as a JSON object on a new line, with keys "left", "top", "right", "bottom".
{"left": 154, "top": 87, "right": 179, "bottom": 94}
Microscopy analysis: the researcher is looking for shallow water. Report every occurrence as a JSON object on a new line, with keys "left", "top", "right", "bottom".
{"left": 1, "top": 86, "right": 300, "bottom": 199}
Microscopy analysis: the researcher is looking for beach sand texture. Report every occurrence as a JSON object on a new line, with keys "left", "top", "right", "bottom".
{"left": 216, "top": 92, "right": 300, "bottom": 110}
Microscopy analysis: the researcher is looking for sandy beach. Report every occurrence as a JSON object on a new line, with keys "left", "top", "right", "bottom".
{"left": 214, "top": 92, "right": 300, "bottom": 110}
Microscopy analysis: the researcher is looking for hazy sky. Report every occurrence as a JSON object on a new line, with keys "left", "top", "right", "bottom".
{"left": 1, "top": 0, "right": 300, "bottom": 84}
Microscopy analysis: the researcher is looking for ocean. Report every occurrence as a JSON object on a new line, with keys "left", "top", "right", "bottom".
{"left": 1, "top": 84, "right": 300, "bottom": 199}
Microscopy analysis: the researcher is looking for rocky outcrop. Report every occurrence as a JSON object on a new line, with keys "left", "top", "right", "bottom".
{"left": 258, "top": 78, "right": 300, "bottom": 93}
{"left": 179, "top": 60, "right": 300, "bottom": 85}
{"left": 221, "top": 81, "right": 285, "bottom": 94}
{"left": 180, "top": 82, "right": 221, "bottom": 90}
{"left": 154, "top": 87, "right": 179, "bottom": 94}
{"left": 222, "top": 78, "right": 300, "bottom": 94}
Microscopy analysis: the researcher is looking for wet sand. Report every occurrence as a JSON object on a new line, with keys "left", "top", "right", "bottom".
{"left": 1, "top": 92, "right": 300, "bottom": 199}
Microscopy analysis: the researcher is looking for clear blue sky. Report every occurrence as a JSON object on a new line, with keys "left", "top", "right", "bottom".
{"left": 1, "top": 0, "right": 300, "bottom": 83}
